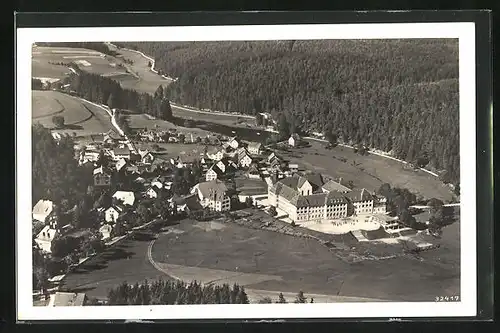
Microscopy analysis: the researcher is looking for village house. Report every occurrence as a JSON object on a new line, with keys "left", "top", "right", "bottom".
{"left": 216, "top": 160, "right": 227, "bottom": 173}
{"left": 112, "top": 191, "right": 136, "bottom": 206}
{"left": 139, "top": 150, "right": 155, "bottom": 165}
{"left": 268, "top": 174, "right": 350, "bottom": 224}
{"left": 169, "top": 194, "right": 203, "bottom": 214}
{"left": 208, "top": 149, "right": 225, "bottom": 161}
{"left": 191, "top": 179, "right": 231, "bottom": 212}
{"left": 145, "top": 186, "right": 159, "bottom": 199}
{"left": 247, "top": 164, "right": 261, "bottom": 179}
{"left": 112, "top": 147, "right": 131, "bottom": 161}
{"left": 206, "top": 164, "right": 224, "bottom": 181}
{"left": 47, "top": 292, "right": 87, "bottom": 307}
{"left": 32, "top": 199, "right": 57, "bottom": 224}
{"left": 226, "top": 137, "right": 240, "bottom": 149}
{"left": 90, "top": 133, "right": 105, "bottom": 144}
{"left": 99, "top": 223, "right": 115, "bottom": 240}
{"left": 288, "top": 133, "right": 301, "bottom": 147}
{"left": 115, "top": 158, "right": 128, "bottom": 172}
{"left": 103, "top": 132, "right": 121, "bottom": 145}
{"left": 288, "top": 163, "right": 299, "bottom": 173}
{"left": 238, "top": 152, "right": 252, "bottom": 168}
{"left": 35, "top": 225, "right": 59, "bottom": 253}
{"left": 93, "top": 166, "right": 111, "bottom": 187}
{"left": 100, "top": 205, "right": 124, "bottom": 223}
{"left": 247, "top": 142, "right": 263, "bottom": 155}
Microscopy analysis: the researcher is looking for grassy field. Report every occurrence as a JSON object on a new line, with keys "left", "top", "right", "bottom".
{"left": 150, "top": 219, "right": 460, "bottom": 301}
{"left": 127, "top": 113, "right": 213, "bottom": 137}
{"left": 106, "top": 43, "right": 174, "bottom": 94}
{"left": 135, "top": 142, "right": 208, "bottom": 161}
{"left": 61, "top": 236, "right": 167, "bottom": 299}
{"left": 60, "top": 217, "right": 459, "bottom": 302}
{"left": 32, "top": 46, "right": 123, "bottom": 79}
{"left": 32, "top": 90, "right": 116, "bottom": 136}
{"left": 171, "top": 105, "right": 257, "bottom": 128}
{"left": 279, "top": 141, "right": 455, "bottom": 202}
{"left": 235, "top": 177, "right": 268, "bottom": 195}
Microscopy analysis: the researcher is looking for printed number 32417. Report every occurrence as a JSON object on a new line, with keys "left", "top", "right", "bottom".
{"left": 435, "top": 296, "right": 460, "bottom": 302}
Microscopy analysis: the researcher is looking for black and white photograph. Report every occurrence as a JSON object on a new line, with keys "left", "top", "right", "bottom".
{"left": 16, "top": 20, "right": 480, "bottom": 320}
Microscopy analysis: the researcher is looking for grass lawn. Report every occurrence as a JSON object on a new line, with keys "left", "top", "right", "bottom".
{"left": 61, "top": 236, "right": 167, "bottom": 299}
{"left": 32, "top": 90, "right": 116, "bottom": 136}
{"left": 235, "top": 177, "right": 268, "bottom": 195}
{"left": 279, "top": 140, "right": 456, "bottom": 202}
{"left": 127, "top": 113, "right": 213, "bottom": 138}
{"left": 171, "top": 105, "right": 257, "bottom": 128}
{"left": 32, "top": 46, "right": 121, "bottom": 79}
{"left": 150, "top": 219, "right": 460, "bottom": 301}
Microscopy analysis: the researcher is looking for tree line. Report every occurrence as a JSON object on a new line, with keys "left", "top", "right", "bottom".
{"left": 62, "top": 67, "right": 173, "bottom": 122}
{"left": 103, "top": 278, "right": 312, "bottom": 305}
{"left": 118, "top": 40, "right": 460, "bottom": 185}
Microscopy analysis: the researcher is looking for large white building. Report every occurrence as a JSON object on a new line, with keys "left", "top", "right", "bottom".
{"left": 268, "top": 174, "right": 386, "bottom": 224}
{"left": 191, "top": 180, "right": 231, "bottom": 212}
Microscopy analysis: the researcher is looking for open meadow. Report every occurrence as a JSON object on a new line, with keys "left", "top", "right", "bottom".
{"left": 32, "top": 90, "right": 116, "bottom": 136}
{"left": 280, "top": 140, "right": 455, "bottom": 202}
{"left": 106, "top": 43, "right": 174, "bottom": 94}
{"left": 32, "top": 46, "right": 125, "bottom": 79}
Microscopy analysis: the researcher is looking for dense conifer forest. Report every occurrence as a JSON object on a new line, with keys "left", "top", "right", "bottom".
{"left": 117, "top": 40, "right": 460, "bottom": 184}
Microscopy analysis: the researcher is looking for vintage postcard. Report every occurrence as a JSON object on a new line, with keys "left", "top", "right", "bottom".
{"left": 16, "top": 21, "right": 477, "bottom": 320}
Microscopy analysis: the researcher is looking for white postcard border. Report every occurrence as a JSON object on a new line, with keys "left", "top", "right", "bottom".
{"left": 17, "top": 22, "right": 476, "bottom": 321}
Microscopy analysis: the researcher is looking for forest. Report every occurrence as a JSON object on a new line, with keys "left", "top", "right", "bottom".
{"left": 117, "top": 40, "right": 460, "bottom": 184}
{"left": 62, "top": 66, "right": 173, "bottom": 121}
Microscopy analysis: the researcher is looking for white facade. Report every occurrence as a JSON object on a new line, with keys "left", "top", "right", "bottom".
{"left": 104, "top": 206, "right": 121, "bottom": 223}
{"left": 205, "top": 168, "right": 219, "bottom": 181}
{"left": 35, "top": 226, "right": 59, "bottom": 254}
{"left": 145, "top": 187, "right": 158, "bottom": 199}
{"left": 353, "top": 200, "right": 374, "bottom": 215}
{"left": 239, "top": 154, "right": 252, "bottom": 168}
{"left": 288, "top": 136, "right": 296, "bottom": 147}
{"left": 112, "top": 191, "right": 135, "bottom": 206}
{"left": 216, "top": 160, "right": 226, "bottom": 173}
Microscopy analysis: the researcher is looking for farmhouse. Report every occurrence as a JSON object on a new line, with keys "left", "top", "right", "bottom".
{"left": 206, "top": 164, "right": 223, "bottom": 181}
{"left": 35, "top": 225, "right": 59, "bottom": 253}
{"left": 268, "top": 174, "right": 349, "bottom": 224}
{"left": 47, "top": 292, "right": 87, "bottom": 307}
{"left": 32, "top": 199, "right": 57, "bottom": 224}
{"left": 208, "top": 149, "right": 225, "bottom": 161}
{"left": 368, "top": 214, "right": 406, "bottom": 234}
{"left": 288, "top": 133, "right": 301, "bottom": 147}
{"left": 247, "top": 164, "right": 261, "bottom": 179}
{"left": 112, "top": 191, "right": 135, "bottom": 206}
{"left": 226, "top": 137, "right": 240, "bottom": 149}
{"left": 93, "top": 166, "right": 111, "bottom": 187}
{"left": 247, "top": 142, "right": 263, "bottom": 155}
{"left": 191, "top": 179, "right": 231, "bottom": 212}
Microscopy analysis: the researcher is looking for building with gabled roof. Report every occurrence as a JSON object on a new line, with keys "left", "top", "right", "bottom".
{"left": 247, "top": 142, "right": 263, "bottom": 155}
{"left": 191, "top": 179, "right": 231, "bottom": 212}
{"left": 35, "top": 225, "right": 59, "bottom": 253}
{"left": 288, "top": 133, "right": 301, "bottom": 147}
{"left": 322, "top": 179, "right": 352, "bottom": 194}
{"left": 268, "top": 174, "right": 348, "bottom": 223}
{"left": 344, "top": 188, "right": 374, "bottom": 215}
{"left": 93, "top": 166, "right": 111, "bottom": 187}
{"left": 205, "top": 163, "right": 224, "bottom": 181}
{"left": 32, "top": 199, "right": 56, "bottom": 224}
{"left": 112, "top": 191, "right": 135, "bottom": 206}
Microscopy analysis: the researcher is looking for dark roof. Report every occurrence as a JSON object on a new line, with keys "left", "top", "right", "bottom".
{"left": 208, "top": 163, "right": 224, "bottom": 176}
{"left": 278, "top": 174, "right": 324, "bottom": 192}
{"left": 345, "top": 188, "right": 373, "bottom": 202}
{"left": 184, "top": 194, "right": 203, "bottom": 211}
{"left": 113, "top": 147, "right": 130, "bottom": 155}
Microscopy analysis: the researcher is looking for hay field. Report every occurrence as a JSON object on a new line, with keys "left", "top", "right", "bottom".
{"left": 32, "top": 90, "right": 116, "bottom": 136}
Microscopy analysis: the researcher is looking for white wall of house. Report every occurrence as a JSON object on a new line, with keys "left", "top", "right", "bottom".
{"left": 353, "top": 200, "right": 374, "bottom": 215}
{"left": 206, "top": 169, "right": 218, "bottom": 181}
{"left": 239, "top": 155, "right": 252, "bottom": 168}
{"left": 105, "top": 207, "right": 120, "bottom": 223}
